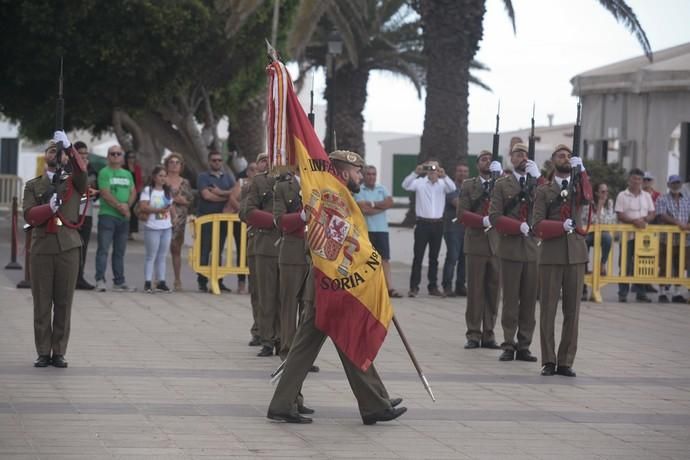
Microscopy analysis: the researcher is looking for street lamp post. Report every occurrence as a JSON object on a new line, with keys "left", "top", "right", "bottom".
{"left": 326, "top": 30, "right": 343, "bottom": 153}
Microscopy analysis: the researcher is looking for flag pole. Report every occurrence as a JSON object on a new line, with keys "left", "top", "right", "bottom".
{"left": 392, "top": 315, "right": 436, "bottom": 402}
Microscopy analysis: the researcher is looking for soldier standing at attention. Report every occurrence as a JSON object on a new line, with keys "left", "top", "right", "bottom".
{"left": 533, "top": 145, "right": 589, "bottom": 377}
{"left": 240, "top": 155, "right": 265, "bottom": 347}
{"left": 23, "top": 131, "right": 87, "bottom": 368}
{"left": 243, "top": 159, "right": 281, "bottom": 357}
{"left": 272, "top": 170, "right": 310, "bottom": 362}
{"left": 267, "top": 150, "right": 405, "bottom": 425}
{"left": 489, "top": 143, "right": 540, "bottom": 362}
{"left": 457, "top": 151, "right": 502, "bottom": 350}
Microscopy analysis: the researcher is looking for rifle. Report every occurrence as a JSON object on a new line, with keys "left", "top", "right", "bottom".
{"left": 308, "top": 69, "right": 315, "bottom": 127}
{"left": 55, "top": 57, "right": 65, "bottom": 175}
{"left": 569, "top": 100, "right": 582, "bottom": 221}
{"left": 526, "top": 103, "right": 537, "bottom": 222}
{"left": 491, "top": 100, "right": 500, "bottom": 182}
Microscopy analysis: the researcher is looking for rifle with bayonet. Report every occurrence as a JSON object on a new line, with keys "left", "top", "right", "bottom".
{"left": 526, "top": 103, "right": 537, "bottom": 223}
{"left": 490, "top": 100, "right": 501, "bottom": 188}
{"left": 567, "top": 100, "right": 592, "bottom": 234}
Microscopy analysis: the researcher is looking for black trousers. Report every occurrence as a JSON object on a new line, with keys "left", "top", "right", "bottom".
{"left": 409, "top": 220, "right": 444, "bottom": 291}
{"left": 197, "top": 221, "right": 228, "bottom": 287}
{"left": 77, "top": 216, "right": 93, "bottom": 282}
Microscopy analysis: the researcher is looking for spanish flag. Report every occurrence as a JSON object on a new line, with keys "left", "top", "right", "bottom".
{"left": 267, "top": 59, "right": 393, "bottom": 371}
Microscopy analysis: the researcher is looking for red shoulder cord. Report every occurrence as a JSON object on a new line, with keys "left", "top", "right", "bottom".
{"left": 56, "top": 176, "right": 90, "bottom": 230}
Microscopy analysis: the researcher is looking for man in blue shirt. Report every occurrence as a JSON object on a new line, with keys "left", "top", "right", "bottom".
{"left": 355, "top": 165, "right": 402, "bottom": 298}
{"left": 197, "top": 150, "right": 237, "bottom": 292}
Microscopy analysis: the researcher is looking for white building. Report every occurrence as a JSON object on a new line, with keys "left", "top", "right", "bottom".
{"left": 571, "top": 42, "right": 690, "bottom": 182}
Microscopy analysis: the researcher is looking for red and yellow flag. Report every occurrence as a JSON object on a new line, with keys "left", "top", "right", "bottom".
{"left": 267, "top": 60, "right": 393, "bottom": 371}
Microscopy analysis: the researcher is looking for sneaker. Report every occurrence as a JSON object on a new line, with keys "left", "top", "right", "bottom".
{"left": 156, "top": 281, "right": 171, "bottom": 293}
{"left": 144, "top": 281, "right": 153, "bottom": 293}
{"left": 659, "top": 294, "right": 670, "bottom": 303}
{"left": 671, "top": 295, "right": 687, "bottom": 303}
{"left": 112, "top": 283, "right": 136, "bottom": 292}
{"left": 95, "top": 280, "right": 107, "bottom": 292}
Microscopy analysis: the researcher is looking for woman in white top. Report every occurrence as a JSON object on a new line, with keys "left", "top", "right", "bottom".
{"left": 139, "top": 166, "right": 175, "bottom": 293}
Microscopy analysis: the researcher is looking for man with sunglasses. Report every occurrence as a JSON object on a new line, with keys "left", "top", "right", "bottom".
{"left": 95, "top": 144, "right": 136, "bottom": 292}
{"left": 197, "top": 150, "right": 236, "bottom": 292}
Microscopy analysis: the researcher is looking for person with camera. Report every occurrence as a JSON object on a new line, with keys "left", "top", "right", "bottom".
{"left": 457, "top": 151, "right": 501, "bottom": 349}
{"left": 196, "top": 150, "right": 236, "bottom": 293}
{"left": 402, "top": 160, "right": 456, "bottom": 297}
{"left": 23, "top": 131, "right": 87, "bottom": 368}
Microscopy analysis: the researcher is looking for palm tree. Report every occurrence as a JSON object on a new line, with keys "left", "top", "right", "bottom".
{"left": 415, "top": 0, "right": 652, "bottom": 170}
{"left": 289, "top": 0, "right": 425, "bottom": 155}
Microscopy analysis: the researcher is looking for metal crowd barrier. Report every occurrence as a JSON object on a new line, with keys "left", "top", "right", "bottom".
{"left": 188, "top": 213, "right": 249, "bottom": 295}
{"left": 584, "top": 224, "right": 690, "bottom": 302}
{"left": 0, "top": 175, "right": 23, "bottom": 210}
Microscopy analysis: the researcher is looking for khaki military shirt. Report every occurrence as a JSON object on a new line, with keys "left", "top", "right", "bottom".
{"left": 23, "top": 167, "right": 87, "bottom": 255}
{"left": 533, "top": 180, "right": 588, "bottom": 265}
{"left": 457, "top": 175, "right": 498, "bottom": 256}
{"left": 243, "top": 172, "right": 279, "bottom": 257}
{"left": 273, "top": 176, "right": 307, "bottom": 266}
{"left": 489, "top": 174, "right": 538, "bottom": 262}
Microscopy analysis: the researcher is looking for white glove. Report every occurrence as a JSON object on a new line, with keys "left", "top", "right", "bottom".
{"left": 49, "top": 193, "right": 59, "bottom": 213}
{"left": 520, "top": 222, "right": 530, "bottom": 236}
{"left": 489, "top": 161, "right": 502, "bottom": 174}
{"left": 570, "top": 156, "right": 585, "bottom": 171}
{"left": 525, "top": 160, "right": 540, "bottom": 178}
{"left": 299, "top": 209, "right": 307, "bottom": 222}
{"left": 53, "top": 130, "right": 71, "bottom": 149}
{"left": 482, "top": 216, "right": 491, "bottom": 228}
{"left": 563, "top": 218, "right": 575, "bottom": 232}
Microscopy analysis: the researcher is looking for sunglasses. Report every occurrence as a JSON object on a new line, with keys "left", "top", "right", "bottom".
{"left": 109, "top": 151, "right": 124, "bottom": 157}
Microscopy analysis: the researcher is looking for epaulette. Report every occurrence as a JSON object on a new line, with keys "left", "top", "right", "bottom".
{"left": 27, "top": 176, "right": 43, "bottom": 184}
{"left": 495, "top": 175, "right": 510, "bottom": 184}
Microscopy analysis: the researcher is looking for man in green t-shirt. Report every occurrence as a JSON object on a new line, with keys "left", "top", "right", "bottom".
{"left": 95, "top": 144, "right": 136, "bottom": 292}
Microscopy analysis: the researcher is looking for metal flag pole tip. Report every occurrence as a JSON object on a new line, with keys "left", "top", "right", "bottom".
{"left": 391, "top": 315, "right": 436, "bottom": 402}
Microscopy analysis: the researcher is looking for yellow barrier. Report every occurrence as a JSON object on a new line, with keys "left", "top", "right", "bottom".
{"left": 584, "top": 224, "right": 690, "bottom": 302}
{"left": 0, "top": 175, "right": 23, "bottom": 210}
{"left": 188, "top": 213, "right": 249, "bottom": 295}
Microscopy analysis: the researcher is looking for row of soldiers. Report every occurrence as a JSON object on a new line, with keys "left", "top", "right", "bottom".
{"left": 239, "top": 150, "right": 406, "bottom": 424}
{"left": 237, "top": 153, "right": 313, "bottom": 365}
{"left": 458, "top": 143, "right": 589, "bottom": 377}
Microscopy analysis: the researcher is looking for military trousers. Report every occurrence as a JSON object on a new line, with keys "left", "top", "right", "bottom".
{"left": 268, "top": 298, "right": 393, "bottom": 419}
{"left": 247, "top": 253, "right": 259, "bottom": 338}
{"left": 539, "top": 263, "right": 585, "bottom": 368}
{"left": 255, "top": 254, "right": 280, "bottom": 348}
{"left": 278, "top": 263, "right": 308, "bottom": 359}
{"left": 465, "top": 253, "right": 500, "bottom": 342}
{"left": 30, "top": 247, "right": 80, "bottom": 356}
{"left": 500, "top": 259, "right": 537, "bottom": 351}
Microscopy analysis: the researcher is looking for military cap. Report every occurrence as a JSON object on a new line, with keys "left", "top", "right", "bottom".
{"left": 45, "top": 140, "right": 57, "bottom": 153}
{"left": 511, "top": 143, "right": 529, "bottom": 154}
{"left": 477, "top": 150, "right": 493, "bottom": 160}
{"left": 552, "top": 144, "right": 573, "bottom": 156}
{"left": 329, "top": 150, "right": 364, "bottom": 168}
{"left": 256, "top": 152, "right": 269, "bottom": 162}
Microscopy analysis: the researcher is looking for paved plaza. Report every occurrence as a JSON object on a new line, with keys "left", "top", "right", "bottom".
{"left": 1, "top": 213, "right": 689, "bottom": 459}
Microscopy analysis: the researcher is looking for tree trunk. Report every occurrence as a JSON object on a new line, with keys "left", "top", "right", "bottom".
{"left": 229, "top": 93, "right": 266, "bottom": 162}
{"left": 324, "top": 63, "right": 369, "bottom": 156}
{"left": 112, "top": 109, "right": 164, "bottom": 176}
{"left": 401, "top": 0, "right": 485, "bottom": 226}
{"left": 420, "top": 0, "right": 485, "bottom": 170}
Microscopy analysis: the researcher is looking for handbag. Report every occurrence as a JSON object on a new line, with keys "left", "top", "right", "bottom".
{"left": 134, "top": 187, "right": 151, "bottom": 221}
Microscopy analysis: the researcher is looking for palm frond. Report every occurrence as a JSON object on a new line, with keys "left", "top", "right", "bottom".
{"left": 287, "top": 0, "right": 334, "bottom": 56}
{"left": 469, "top": 74, "right": 492, "bottom": 92}
{"left": 597, "top": 0, "right": 652, "bottom": 61}
{"left": 374, "top": 60, "right": 424, "bottom": 98}
{"left": 502, "top": 0, "right": 516, "bottom": 34}
{"left": 470, "top": 59, "right": 489, "bottom": 72}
